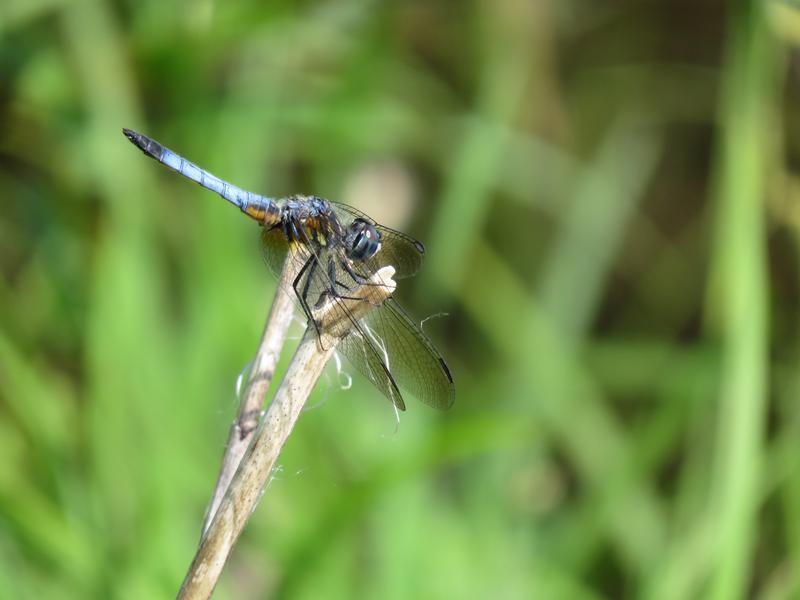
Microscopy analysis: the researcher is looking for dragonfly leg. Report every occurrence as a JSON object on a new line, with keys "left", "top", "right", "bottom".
{"left": 293, "top": 254, "right": 322, "bottom": 341}
{"left": 340, "top": 259, "right": 370, "bottom": 285}
{"left": 289, "top": 220, "right": 328, "bottom": 338}
{"left": 310, "top": 256, "right": 352, "bottom": 306}
{"left": 326, "top": 256, "right": 374, "bottom": 304}
{"left": 284, "top": 219, "right": 295, "bottom": 243}
{"left": 300, "top": 258, "right": 319, "bottom": 310}
{"left": 327, "top": 257, "right": 338, "bottom": 291}
{"left": 334, "top": 260, "right": 390, "bottom": 305}
{"left": 327, "top": 256, "right": 354, "bottom": 293}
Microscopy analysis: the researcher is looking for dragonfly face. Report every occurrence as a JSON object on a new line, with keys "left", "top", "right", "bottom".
{"left": 123, "top": 128, "right": 454, "bottom": 411}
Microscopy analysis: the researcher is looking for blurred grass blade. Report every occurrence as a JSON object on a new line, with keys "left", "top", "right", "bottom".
{"left": 0, "top": 331, "right": 74, "bottom": 449}
{"left": 538, "top": 119, "right": 660, "bottom": 341}
{"left": 706, "top": 2, "right": 775, "bottom": 598}
{"left": 421, "top": 0, "right": 555, "bottom": 300}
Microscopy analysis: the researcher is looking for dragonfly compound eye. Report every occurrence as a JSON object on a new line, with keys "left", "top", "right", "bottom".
{"left": 347, "top": 219, "right": 381, "bottom": 260}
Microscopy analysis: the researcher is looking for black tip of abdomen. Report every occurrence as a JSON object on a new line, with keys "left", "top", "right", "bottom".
{"left": 122, "top": 127, "right": 142, "bottom": 147}
{"left": 122, "top": 128, "right": 165, "bottom": 160}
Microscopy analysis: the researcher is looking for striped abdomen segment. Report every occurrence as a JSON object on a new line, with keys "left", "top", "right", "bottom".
{"left": 122, "top": 128, "right": 280, "bottom": 226}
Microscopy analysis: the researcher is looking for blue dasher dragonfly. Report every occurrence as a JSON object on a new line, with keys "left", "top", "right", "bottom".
{"left": 123, "top": 128, "right": 454, "bottom": 411}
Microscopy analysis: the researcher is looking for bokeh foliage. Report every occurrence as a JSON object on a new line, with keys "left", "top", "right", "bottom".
{"left": 2, "top": 0, "right": 800, "bottom": 598}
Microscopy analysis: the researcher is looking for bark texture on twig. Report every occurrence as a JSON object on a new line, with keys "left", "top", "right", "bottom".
{"left": 177, "top": 266, "right": 397, "bottom": 600}
{"left": 202, "top": 256, "right": 301, "bottom": 535}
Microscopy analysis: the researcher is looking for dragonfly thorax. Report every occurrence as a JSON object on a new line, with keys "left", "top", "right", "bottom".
{"left": 279, "top": 196, "right": 342, "bottom": 246}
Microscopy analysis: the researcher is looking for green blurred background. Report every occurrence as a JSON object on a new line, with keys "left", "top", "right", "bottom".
{"left": 2, "top": 0, "right": 800, "bottom": 598}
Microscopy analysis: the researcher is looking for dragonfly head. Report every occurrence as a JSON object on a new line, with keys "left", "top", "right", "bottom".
{"left": 346, "top": 218, "right": 382, "bottom": 261}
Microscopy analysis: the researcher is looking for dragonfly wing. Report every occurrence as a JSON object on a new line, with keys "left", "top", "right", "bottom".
{"left": 337, "top": 323, "right": 406, "bottom": 411}
{"left": 369, "top": 225, "right": 424, "bottom": 279}
{"left": 340, "top": 297, "right": 454, "bottom": 410}
{"left": 260, "top": 225, "right": 289, "bottom": 278}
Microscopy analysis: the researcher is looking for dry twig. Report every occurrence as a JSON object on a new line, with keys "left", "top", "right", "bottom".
{"left": 177, "top": 265, "right": 397, "bottom": 600}
{"left": 201, "top": 256, "right": 301, "bottom": 535}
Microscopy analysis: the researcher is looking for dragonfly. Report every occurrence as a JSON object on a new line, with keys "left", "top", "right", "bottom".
{"left": 123, "top": 128, "right": 454, "bottom": 411}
